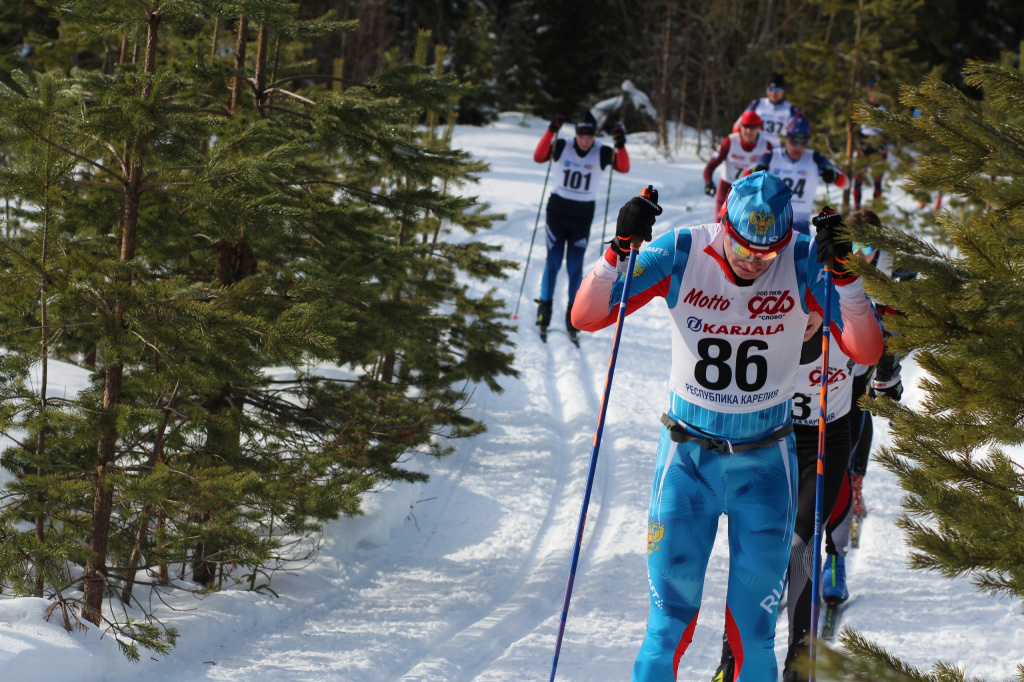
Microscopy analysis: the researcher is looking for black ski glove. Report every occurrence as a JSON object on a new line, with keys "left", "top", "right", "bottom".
{"left": 548, "top": 115, "right": 564, "bottom": 133}
{"left": 704, "top": 180, "right": 716, "bottom": 197}
{"left": 612, "top": 122, "right": 627, "bottom": 149}
{"left": 869, "top": 380, "right": 903, "bottom": 401}
{"left": 610, "top": 187, "right": 662, "bottom": 261}
{"left": 821, "top": 166, "right": 839, "bottom": 184}
{"left": 812, "top": 206, "right": 853, "bottom": 277}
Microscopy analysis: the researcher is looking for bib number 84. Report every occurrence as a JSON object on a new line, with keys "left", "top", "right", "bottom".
{"left": 695, "top": 338, "right": 769, "bottom": 392}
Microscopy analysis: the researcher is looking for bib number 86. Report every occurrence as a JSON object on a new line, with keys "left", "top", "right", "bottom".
{"left": 695, "top": 338, "right": 769, "bottom": 392}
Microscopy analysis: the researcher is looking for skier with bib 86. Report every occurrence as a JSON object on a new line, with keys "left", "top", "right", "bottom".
{"left": 745, "top": 115, "right": 848, "bottom": 235}
{"left": 704, "top": 110, "right": 774, "bottom": 222}
{"left": 533, "top": 111, "right": 630, "bottom": 342}
{"left": 570, "top": 172, "right": 883, "bottom": 682}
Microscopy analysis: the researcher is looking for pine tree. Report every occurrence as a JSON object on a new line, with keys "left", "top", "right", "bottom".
{"left": 0, "top": 0, "right": 515, "bottom": 659}
{"left": 809, "top": 60, "right": 1024, "bottom": 682}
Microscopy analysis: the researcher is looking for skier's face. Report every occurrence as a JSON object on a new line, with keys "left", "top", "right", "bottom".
{"left": 767, "top": 86, "right": 785, "bottom": 104}
{"left": 784, "top": 137, "right": 808, "bottom": 160}
{"left": 724, "top": 235, "right": 777, "bottom": 280}
{"left": 575, "top": 133, "right": 595, "bottom": 151}
{"left": 739, "top": 125, "right": 760, "bottom": 144}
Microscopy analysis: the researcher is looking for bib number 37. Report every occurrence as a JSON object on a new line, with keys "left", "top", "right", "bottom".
{"left": 695, "top": 338, "right": 769, "bottom": 392}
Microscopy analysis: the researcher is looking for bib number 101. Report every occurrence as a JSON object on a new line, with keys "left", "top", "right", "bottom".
{"left": 563, "top": 170, "right": 592, "bottom": 191}
{"left": 695, "top": 338, "right": 769, "bottom": 392}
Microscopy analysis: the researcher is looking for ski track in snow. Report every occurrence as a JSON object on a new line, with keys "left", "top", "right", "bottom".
{"left": 1, "top": 115, "right": 1022, "bottom": 681}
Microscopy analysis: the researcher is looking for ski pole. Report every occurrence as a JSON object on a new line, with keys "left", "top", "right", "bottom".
{"left": 512, "top": 132, "right": 558, "bottom": 320}
{"left": 808, "top": 210, "right": 836, "bottom": 682}
{"left": 550, "top": 186, "right": 659, "bottom": 682}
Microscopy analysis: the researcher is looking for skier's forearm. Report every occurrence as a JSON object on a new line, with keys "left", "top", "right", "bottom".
{"left": 534, "top": 130, "right": 555, "bottom": 163}
{"left": 571, "top": 258, "right": 621, "bottom": 331}
{"left": 834, "top": 279, "right": 884, "bottom": 366}
{"left": 571, "top": 248, "right": 665, "bottom": 332}
{"left": 703, "top": 139, "right": 728, "bottom": 182}
{"left": 613, "top": 146, "right": 630, "bottom": 173}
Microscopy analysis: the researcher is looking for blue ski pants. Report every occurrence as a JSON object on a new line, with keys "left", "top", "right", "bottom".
{"left": 633, "top": 426, "right": 798, "bottom": 682}
{"left": 539, "top": 204, "right": 593, "bottom": 306}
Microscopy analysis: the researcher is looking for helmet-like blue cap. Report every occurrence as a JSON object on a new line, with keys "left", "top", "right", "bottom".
{"left": 723, "top": 171, "right": 794, "bottom": 251}
{"left": 785, "top": 115, "right": 812, "bottom": 140}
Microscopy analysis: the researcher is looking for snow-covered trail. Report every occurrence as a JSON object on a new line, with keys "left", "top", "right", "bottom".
{"left": 2, "top": 115, "right": 1021, "bottom": 682}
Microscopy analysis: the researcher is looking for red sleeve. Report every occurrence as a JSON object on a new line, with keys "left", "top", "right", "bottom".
{"left": 534, "top": 130, "right": 555, "bottom": 163}
{"left": 834, "top": 171, "right": 850, "bottom": 189}
{"left": 613, "top": 146, "right": 630, "bottom": 173}
{"left": 703, "top": 137, "right": 731, "bottom": 183}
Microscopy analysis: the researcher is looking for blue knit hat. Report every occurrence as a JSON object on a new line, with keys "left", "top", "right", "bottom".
{"left": 723, "top": 171, "right": 794, "bottom": 252}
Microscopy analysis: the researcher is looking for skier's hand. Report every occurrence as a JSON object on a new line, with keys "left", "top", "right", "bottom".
{"left": 611, "top": 187, "right": 662, "bottom": 260}
{"left": 704, "top": 180, "right": 716, "bottom": 197}
{"left": 612, "top": 123, "right": 627, "bottom": 148}
{"left": 548, "top": 115, "right": 565, "bottom": 133}
{"left": 869, "top": 380, "right": 903, "bottom": 401}
{"left": 812, "top": 206, "right": 853, "bottom": 275}
{"left": 821, "top": 166, "right": 839, "bottom": 184}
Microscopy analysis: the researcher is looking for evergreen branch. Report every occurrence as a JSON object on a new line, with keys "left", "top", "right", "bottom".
{"left": 24, "top": 126, "right": 124, "bottom": 183}
{"left": 268, "top": 74, "right": 376, "bottom": 90}
{"left": 0, "top": 238, "right": 48, "bottom": 279}
{"left": 262, "top": 88, "right": 315, "bottom": 106}
{"left": 257, "top": 104, "right": 313, "bottom": 121}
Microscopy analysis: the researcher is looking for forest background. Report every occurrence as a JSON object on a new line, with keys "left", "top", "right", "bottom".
{"left": 1, "top": 0, "right": 1024, "bottom": 676}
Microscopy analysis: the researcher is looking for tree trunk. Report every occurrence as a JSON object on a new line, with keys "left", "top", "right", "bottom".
{"left": 120, "top": 387, "right": 176, "bottom": 605}
{"left": 82, "top": 161, "right": 142, "bottom": 626}
{"left": 254, "top": 24, "right": 269, "bottom": 109}
{"left": 231, "top": 16, "right": 249, "bottom": 115}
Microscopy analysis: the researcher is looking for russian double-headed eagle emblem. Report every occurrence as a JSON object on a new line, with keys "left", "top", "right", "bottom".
{"left": 648, "top": 520, "right": 665, "bottom": 555}
{"left": 748, "top": 209, "right": 775, "bottom": 236}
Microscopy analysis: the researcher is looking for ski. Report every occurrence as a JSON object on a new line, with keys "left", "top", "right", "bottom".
{"left": 538, "top": 326, "right": 582, "bottom": 348}
{"left": 820, "top": 595, "right": 857, "bottom": 640}
{"left": 849, "top": 513, "right": 864, "bottom": 549}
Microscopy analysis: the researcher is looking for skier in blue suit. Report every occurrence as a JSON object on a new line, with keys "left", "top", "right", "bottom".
{"left": 571, "top": 172, "right": 883, "bottom": 681}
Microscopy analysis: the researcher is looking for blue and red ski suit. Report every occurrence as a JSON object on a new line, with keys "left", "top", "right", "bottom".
{"left": 571, "top": 224, "right": 882, "bottom": 681}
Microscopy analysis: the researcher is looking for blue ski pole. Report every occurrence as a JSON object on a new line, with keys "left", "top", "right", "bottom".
{"left": 550, "top": 186, "right": 659, "bottom": 682}
{"left": 808, "top": 206, "right": 837, "bottom": 681}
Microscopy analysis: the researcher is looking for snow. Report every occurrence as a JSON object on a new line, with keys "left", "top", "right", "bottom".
{"left": 1, "top": 114, "right": 1020, "bottom": 681}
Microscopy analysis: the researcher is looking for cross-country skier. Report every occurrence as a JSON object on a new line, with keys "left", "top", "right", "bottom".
{"left": 712, "top": 215, "right": 871, "bottom": 682}
{"left": 533, "top": 111, "right": 630, "bottom": 342}
{"left": 733, "top": 72, "right": 803, "bottom": 148}
{"left": 571, "top": 172, "right": 883, "bottom": 682}
{"left": 704, "top": 110, "right": 773, "bottom": 222}
{"left": 745, "top": 116, "right": 848, "bottom": 234}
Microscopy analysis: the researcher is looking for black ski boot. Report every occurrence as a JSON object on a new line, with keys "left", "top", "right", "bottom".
{"left": 565, "top": 306, "right": 580, "bottom": 347}
{"left": 535, "top": 299, "right": 552, "bottom": 342}
{"left": 711, "top": 633, "right": 735, "bottom": 682}
{"left": 783, "top": 637, "right": 808, "bottom": 682}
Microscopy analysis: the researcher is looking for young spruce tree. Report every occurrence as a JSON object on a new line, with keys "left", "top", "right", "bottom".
{"left": 0, "top": 0, "right": 515, "bottom": 660}
{"left": 812, "top": 60, "right": 1024, "bottom": 682}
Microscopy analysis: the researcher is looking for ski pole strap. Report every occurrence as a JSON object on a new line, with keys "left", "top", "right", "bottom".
{"left": 659, "top": 414, "right": 793, "bottom": 454}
